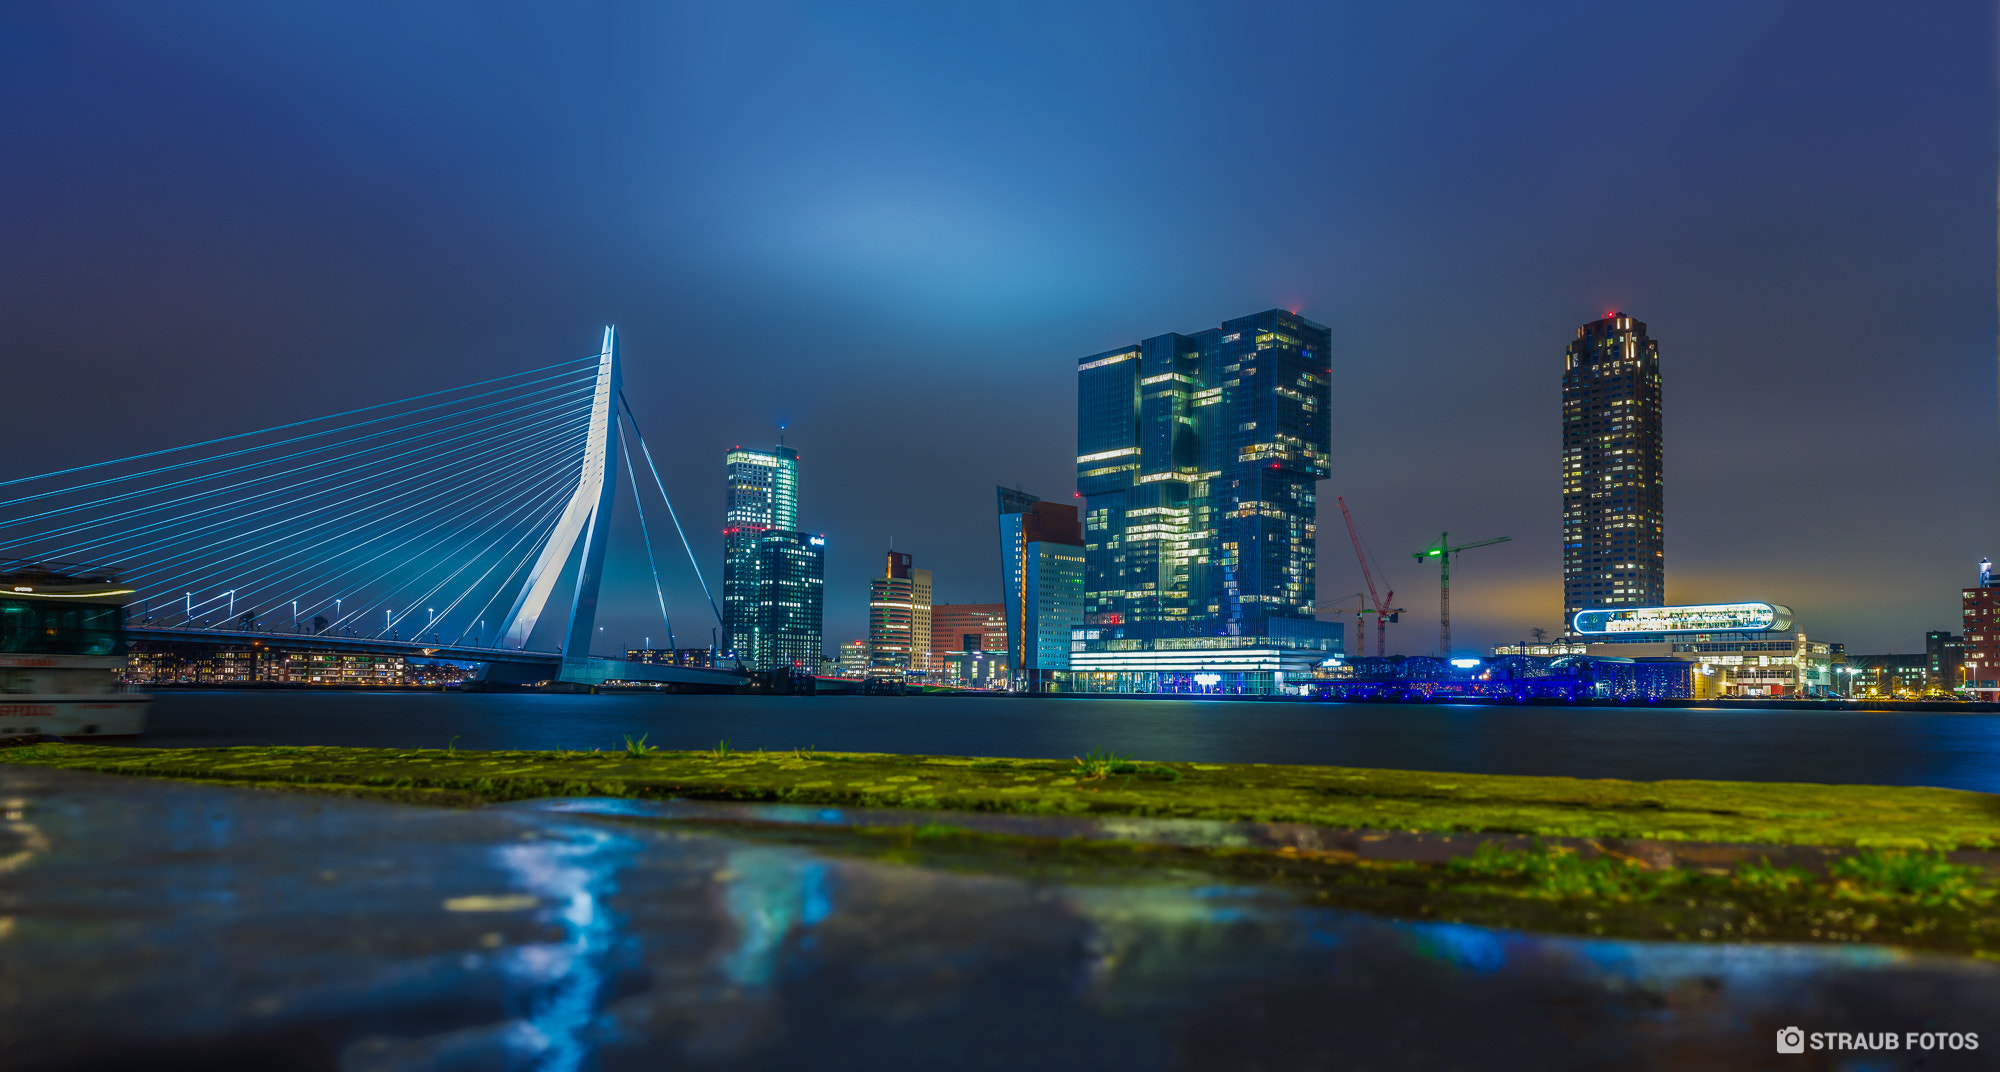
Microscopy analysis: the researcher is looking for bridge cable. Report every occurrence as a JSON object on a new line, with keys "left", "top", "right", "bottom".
{"left": 132, "top": 430, "right": 586, "bottom": 628}
{"left": 616, "top": 417, "right": 676, "bottom": 651}
{"left": 165, "top": 432, "right": 586, "bottom": 621}
{"left": 0, "top": 362, "right": 598, "bottom": 511}
{"left": 619, "top": 393, "right": 724, "bottom": 631}
{"left": 7, "top": 387, "right": 596, "bottom": 552}
{"left": 19, "top": 402, "right": 594, "bottom": 563}
{"left": 0, "top": 354, "right": 597, "bottom": 494}
{"left": 117, "top": 424, "right": 588, "bottom": 597}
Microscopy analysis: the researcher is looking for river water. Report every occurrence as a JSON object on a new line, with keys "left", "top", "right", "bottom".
{"left": 137, "top": 691, "right": 2000, "bottom": 792}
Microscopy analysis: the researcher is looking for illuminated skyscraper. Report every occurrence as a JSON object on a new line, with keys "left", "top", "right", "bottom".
{"left": 722, "top": 444, "right": 823, "bottom": 671}
{"left": 1562, "top": 313, "right": 1665, "bottom": 620}
{"left": 867, "top": 551, "right": 932, "bottom": 678}
{"left": 726, "top": 445, "right": 798, "bottom": 532}
{"left": 1068, "top": 309, "right": 1341, "bottom": 694}
{"left": 1076, "top": 310, "right": 1332, "bottom": 638}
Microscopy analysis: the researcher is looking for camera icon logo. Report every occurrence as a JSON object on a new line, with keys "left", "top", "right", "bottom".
{"left": 1776, "top": 1027, "right": 1806, "bottom": 1054}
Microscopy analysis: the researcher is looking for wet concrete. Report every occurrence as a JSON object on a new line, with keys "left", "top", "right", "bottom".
{"left": 3, "top": 768, "right": 1997, "bottom": 1070}
{"left": 524, "top": 796, "right": 2000, "bottom": 876}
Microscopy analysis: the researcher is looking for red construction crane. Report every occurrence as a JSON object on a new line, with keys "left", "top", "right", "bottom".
{"left": 1336, "top": 496, "right": 1403, "bottom": 657}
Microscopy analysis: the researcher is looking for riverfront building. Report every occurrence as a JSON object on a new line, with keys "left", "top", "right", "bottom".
{"left": 997, "top": 488, "right": 1086, "bottom": 691}
{"left": 1961, "top": 564, "right": 2000, "bottom": 693}
{"left": 123, "top": 641, "right": 424, "bottom": 686}
{"left": 867, "top": 551, "right": 932, "bottom": 679}
{"left": 1927, "top": 630, "right": 1965, "bottom": 690}
{"left": 835, "top": 639, "right": 869, "bottom": 678}
{"left": 930, "top": 601, "right": 1007, "bottom": 687}
{"left": 720, "top": 444, "right": 825, "bottom": 672}
{"left": 1553, "top": 602, "right": 1841, "bottom": 698}
{"left": 1563, "top": 313, "right": 1665, "bottom": 619}
{"left": 1068, "top": 309, "right": 1342, "bottom": 694}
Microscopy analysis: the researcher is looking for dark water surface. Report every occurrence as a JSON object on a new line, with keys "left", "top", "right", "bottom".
{"left": 138, "top": 691, "right": 2000, "bottom": 792}
{"left": 9, "top": 766, "right": 1996, "bottom": 1071}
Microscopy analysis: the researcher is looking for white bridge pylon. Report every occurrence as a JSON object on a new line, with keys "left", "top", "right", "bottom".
{"left": 498, "top": 325, "right": 620, "bottom": 671}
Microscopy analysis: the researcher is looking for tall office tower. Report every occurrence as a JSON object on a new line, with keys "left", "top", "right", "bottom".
{"left": 997, "top": 488, "right": 1087, "bottom": 691}
{"left": 1562, "top": 313, "right": 1665, "bottom": 621}
{"left": 1076, "top": 310, "right": 1332, "bottom": 640}
{"left": 721, "top": 444, "right": 824, "bottom": 671}
{"left": 867, "top": 551, "right": 933, "bottom": 678}
{"left": 726, "top": 445, "right": 798, "bottom": 531}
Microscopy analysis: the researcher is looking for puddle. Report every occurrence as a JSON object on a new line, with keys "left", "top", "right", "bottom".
{"left": 3, "top": 766, "right": 1994, "bottom": 1070}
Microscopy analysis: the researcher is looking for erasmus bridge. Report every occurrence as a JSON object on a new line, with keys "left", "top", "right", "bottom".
{"left": 0, "top": 328, "right": 748, "bottom": 689}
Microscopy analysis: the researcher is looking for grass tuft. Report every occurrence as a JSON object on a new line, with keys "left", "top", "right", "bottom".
{"left": 622, "top": 734, "right": 657, "bottom": 756}
{"left": 1734, "top": 858, "right": 1813, "bottom": 895}
{"left": 1831, "top": 850, "right": 1995, "bottom": 908}
{"left": 1448, "top": 842, "right": 1678, "bottom": 902}
{"left": 1073, "top": 749, "right": 1137, "bottom": 781}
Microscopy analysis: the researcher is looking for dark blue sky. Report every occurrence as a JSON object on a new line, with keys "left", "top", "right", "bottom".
{"left": 2, "top": 1, "right": 1994, "bottom": 654}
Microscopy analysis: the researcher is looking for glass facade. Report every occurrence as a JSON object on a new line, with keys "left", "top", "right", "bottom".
{"left": 1075, "top": 310, "right": 1333, "bottom": 649}
{"left": 1563, "top": 313, "right": 1665, "bottom": 618}
{"left": 721, "top": 444, "right": 824, "bottom": 671}
{"left": 997, "top": 489, "right": 1086, "bottom": 691}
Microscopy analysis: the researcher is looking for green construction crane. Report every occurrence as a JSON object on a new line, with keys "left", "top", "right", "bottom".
{"left": 1413, "top": 532, "right": 1511, "bottom": 658}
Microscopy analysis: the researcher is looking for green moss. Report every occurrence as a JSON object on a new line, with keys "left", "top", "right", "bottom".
{"left": 574, "top": 814, "right": 1999, "bottom": 956}
{"left": 5, "top": 742, "right": 1996, "bottom": 850}
{"left": 4, "top": 743, "right": 1997, "bottom": 953}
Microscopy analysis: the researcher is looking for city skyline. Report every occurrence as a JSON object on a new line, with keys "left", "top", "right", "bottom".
{"left": 1, "top": 3, "right": 1994, "bottom": 655}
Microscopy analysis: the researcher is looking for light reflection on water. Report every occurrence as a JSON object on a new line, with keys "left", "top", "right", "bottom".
{"left": 489, "top": 825, "right": 635, "bottom": 1072}
{"left": 714, "top": 848, "right": 832, "bottom": 987}
{"left": 8, "top": 766, "right": 1998, "bottom": 1070}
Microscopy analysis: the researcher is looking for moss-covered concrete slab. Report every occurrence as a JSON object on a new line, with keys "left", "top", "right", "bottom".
{"left": 5, "top": 742, "right": 1997, "bottom": 849}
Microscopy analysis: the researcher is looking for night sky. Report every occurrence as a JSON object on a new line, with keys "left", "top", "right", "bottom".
{"left": 3, "top": 2, "right": 1994, "bottom": 656}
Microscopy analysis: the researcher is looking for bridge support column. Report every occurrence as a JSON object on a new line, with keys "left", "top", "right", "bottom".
{"left": 494, "top": 327, "right": 622, "bottom": 677}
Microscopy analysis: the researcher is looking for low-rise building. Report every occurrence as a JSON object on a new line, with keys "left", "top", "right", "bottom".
{"left": 1565, "top": 602, "right": 1841, "bottom": 698}
{"left": 124, "top": 641, "right": 410, "bottom": 685}
{"left": 1846, "top": 654, "right": 1928, "bottom": 698}
{"left": 835, "top": 640, "right": 869, "bottom": 679}
{"left": 1927, "top": 630, "right": 1965, "bottom": 691}
{"left": 1067, "top": 618, "right": 1344, "bottom": 696}
{"left": 930, "top": 602, "right": 1008, "bottom": 688}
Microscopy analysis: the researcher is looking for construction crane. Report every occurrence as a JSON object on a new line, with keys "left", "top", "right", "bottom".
{"left": 1412, "top": 532, "right": 1511, "bottom": 658}
{"left": 1314, "top": 593, "right": 1369, "bottom": 651}
{"left": 1335, "top": 497, "right": 1404, "bottom": 656}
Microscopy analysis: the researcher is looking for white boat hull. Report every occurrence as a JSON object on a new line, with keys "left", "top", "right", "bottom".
{"left": 0, "top": 696, "right": 151, "bottom": 739}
